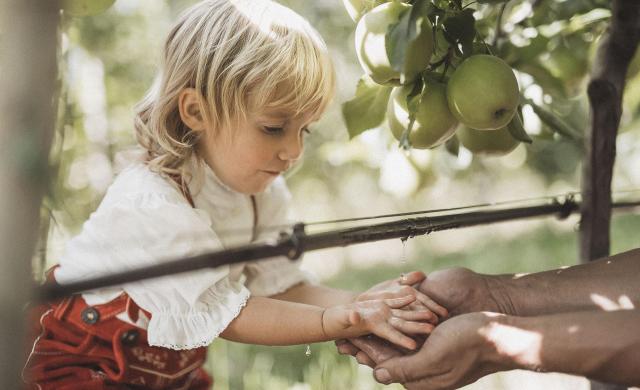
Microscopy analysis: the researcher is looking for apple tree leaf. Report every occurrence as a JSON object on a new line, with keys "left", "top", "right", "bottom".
{"left": 507, "top": 109, "right": 532, "bottom": 143}
{"left": 342, "top": 75, "right": 393, "bottom": 139}
{"left": 442, "top": 9, "right": 476, "bottom": 57}
{"left": 524, "top": 98, "right": 583, "bottom": 141}
{"left": 386, "top": 0, "right": 427, "bottom": 74}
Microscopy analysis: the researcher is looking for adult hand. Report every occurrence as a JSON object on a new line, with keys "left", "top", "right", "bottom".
{"left": 418, "top": 268, "right": 509, "bottom": 316}
{"left": 336, "top": 336, "right": 406, "bottom": 368}
{"left": 373, "top": 312, "right": 513, "bottom": 390}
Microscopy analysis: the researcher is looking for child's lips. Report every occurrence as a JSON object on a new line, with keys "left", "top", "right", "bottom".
{"left": 262, "top": 170, "right": 282, "bottom": 176}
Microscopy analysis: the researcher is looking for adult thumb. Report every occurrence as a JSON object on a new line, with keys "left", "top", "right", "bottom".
{"left": 373, "top": 354, "right": 426, "bottom": 385}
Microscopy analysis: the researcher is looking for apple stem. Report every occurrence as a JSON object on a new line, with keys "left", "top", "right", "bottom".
{"left": 492, "top": 2, "right": 508, "bottom": 47}
{"left": 399, "top": 116, "right": 415, "bottom": 150}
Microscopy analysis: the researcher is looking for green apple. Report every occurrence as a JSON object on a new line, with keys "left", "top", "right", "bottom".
{"left": 355, "top": 2, "right": 433, "bottom": 85}
{"left": 457, "top": 124, "right": 519, "bottom": 156}
{"left": 447, "top": 54, "right": 519, "bottom": 130}
{"left": 387, "top": 82, "right": 458, "bottom": 149}
{"left": 62, "top": 0, "right": 116, "bottom": 16}
{"left": 342, "top": 0, "right": 388, "bottom": 22}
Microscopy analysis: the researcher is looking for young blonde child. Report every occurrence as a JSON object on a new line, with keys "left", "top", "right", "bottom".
{"left": 24, "top": 1, "right": 447, "bottom": 388}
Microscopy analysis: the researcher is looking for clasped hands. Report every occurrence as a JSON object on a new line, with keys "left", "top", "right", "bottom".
{"left": 335, "top": 268, "right": 509, "bottom": 390}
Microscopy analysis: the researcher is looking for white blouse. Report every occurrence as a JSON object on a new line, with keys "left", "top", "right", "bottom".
{"left": 54, "top": 157, "right": 311, "bottom": 350}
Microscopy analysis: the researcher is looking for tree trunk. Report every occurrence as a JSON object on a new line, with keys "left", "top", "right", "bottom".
{"left": 0, "top": 0, "right": 59, "bottom": 388}
{"left": 580, "top": 1, "right": 640, "bottom": 389}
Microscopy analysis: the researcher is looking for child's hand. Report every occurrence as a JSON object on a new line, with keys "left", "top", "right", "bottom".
{"left": 323, "top": 295, "right": 434, "bottom": 350}
{"left": 356, "top": 271, "right": 448, "bottom": 324}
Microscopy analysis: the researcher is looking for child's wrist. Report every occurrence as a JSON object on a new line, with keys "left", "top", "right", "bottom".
{"left": 323, "top": 305, "right": 364, "bottom": 340}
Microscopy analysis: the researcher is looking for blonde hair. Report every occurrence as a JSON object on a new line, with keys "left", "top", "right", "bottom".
{"left": 133, "top": 0, "right": 336, "bottom": 182}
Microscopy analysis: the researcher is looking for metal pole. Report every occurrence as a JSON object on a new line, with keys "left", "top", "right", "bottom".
{"left": 37, "top": 198, "right": 639, "bottom": 301}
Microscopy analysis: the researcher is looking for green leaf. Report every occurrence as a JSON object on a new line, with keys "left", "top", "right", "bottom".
{"left": 406, "top": 78, "right": 425, "bottom": 116}
{"left": 476, "top": 0, "right": 508, "bottom": 4}
{"left": 507, "top": 109, "right": 533, "bottom": 143}
{"left": 342, "top": 76, "right": 393, "bottom": 139}
{"left": 445, "top": 134, "right": 460, "bottom": 156}
{"left": 524, "top": 98, "right": 583, "bottom": 141}
{"left": 442, "top": 9, "right": 476, "bottom": 56}
{"left": 386, "top": 0, "right": 426, "bottom": 74}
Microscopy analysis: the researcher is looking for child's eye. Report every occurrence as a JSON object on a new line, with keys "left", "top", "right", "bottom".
{"left": 263, "top": 126, "right": 284, "bottom": 134}
{"left": 302, "top": 127, "right": 312, "bottom": 135}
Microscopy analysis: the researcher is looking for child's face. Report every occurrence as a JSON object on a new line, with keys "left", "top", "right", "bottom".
{"left": 199, "top": 109, "right": 317, "bottom": 194}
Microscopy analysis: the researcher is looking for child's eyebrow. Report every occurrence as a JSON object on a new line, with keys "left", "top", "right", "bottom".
{"left": 258, "top": 111, "right": 290, "bottom": 122}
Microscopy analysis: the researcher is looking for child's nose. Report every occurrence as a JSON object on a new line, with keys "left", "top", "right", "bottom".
{"left": 278, "top": 131, "right": 304, "bottom": 162}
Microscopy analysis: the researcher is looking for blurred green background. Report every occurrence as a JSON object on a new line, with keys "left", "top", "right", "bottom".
{"left": 39, "top": 0, "right": 640, "bottom": 388}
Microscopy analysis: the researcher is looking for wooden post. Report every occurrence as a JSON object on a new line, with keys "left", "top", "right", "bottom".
{"left": 0, "top": 0, "right": 59, "bottom": 388}
{"left": 580, "top": 1, "right": 640, "bottom": 389}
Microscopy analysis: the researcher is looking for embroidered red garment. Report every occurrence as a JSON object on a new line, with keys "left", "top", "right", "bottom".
{"left": 24, "top": 172, "right": 214, "bottom": 389}
{"left": 23, "top": 271, "right": 213, "bottom": 389}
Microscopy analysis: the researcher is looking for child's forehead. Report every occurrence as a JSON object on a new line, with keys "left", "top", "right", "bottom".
{"left": 255, "top": 108, "right": 320, "bottom": 123}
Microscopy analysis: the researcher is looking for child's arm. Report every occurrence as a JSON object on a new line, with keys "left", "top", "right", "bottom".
{"left": 219, "top": 295, "right": 433, "bottom": 350}
{"left": 270, "top": 283, "right": 358, "bottom": 307}
{"left": 271, "top": 271, "right": 447, "bottom": 321}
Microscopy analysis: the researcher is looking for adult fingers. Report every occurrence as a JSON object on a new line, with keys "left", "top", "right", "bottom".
{"left": 355, "top": 351, "right": 376, "bottom": 368}
{"left": 415, "top": 291, "right": 449, "bottom": 318}
{"left": 389, "top": 317, "right": 435, "bottom": 335}
{"left": 350, "top": 336, "right": 404, "bottom": 364}
{"left": 335, "top": 339, "right": 360, "bottom": 356}
{"left": 373, "top": 351, "right": 432, "bottom": 385}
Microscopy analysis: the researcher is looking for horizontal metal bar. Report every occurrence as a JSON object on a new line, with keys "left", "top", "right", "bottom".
{"left": 36, "top": 199, "right": 640, "bottom": 301}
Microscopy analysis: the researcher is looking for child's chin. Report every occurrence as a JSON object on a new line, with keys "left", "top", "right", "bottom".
{"left": 239, "top": 179, "right": 274, "bottom": 195}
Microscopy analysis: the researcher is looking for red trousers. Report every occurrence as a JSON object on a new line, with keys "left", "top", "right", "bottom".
{"left": 24, "top": 283, "right": 213, "bottom": 389}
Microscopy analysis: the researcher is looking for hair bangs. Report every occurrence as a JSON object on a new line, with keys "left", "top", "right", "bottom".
{"left": 248, "top": 17, "right": 335, "bottom": 121}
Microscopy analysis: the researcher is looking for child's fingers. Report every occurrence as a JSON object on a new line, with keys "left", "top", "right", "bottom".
{"left": 405, "top": 302, "right": 440, "bottom": 324}
{"left": 415, "top": 291, "right": 449, "bottom": 318}
{"left": 369, "top": 285, "right": 418, "bottom": 301}
{"left": 398, "top": 271, "right": 427, "bottom": 286}
{"left": 389, "top": 317, "right": 435, "bottom": 335}
{"left": 373, "top": 323, "right": 417, "bottom": 350}
{"left": 384, "top": 295, "right": 416, "bottom": 309}
{"left": 391, "top": 308, "right": 437, "bottom": 323}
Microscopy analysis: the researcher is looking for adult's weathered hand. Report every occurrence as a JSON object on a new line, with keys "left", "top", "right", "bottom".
{"left": 336, "top": 336, "right": 406, "bottom": 368}
{"left": 418, "top": 268, "right": 508, "bottom": 316}
{"left": 372, "top": 312, "right": 512, "bottom": 390}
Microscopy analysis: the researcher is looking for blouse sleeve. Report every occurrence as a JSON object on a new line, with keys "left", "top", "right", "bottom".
{"left": 243, "top": 178, "right": 314, "bottom": 297}
{"left": 56, "top": 190, "right": 250, "bottom": 350}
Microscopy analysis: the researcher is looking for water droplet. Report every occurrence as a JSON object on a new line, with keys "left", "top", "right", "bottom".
{"left": 400, "top": 238, "right": 407, "bottom": 265}
{"left": 305, "top": 344, "right": 311, "bottom": 357}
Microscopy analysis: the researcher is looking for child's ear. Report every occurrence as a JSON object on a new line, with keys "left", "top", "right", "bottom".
{"left": 178, "top": 88, "right": 206, "bottom": 131}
